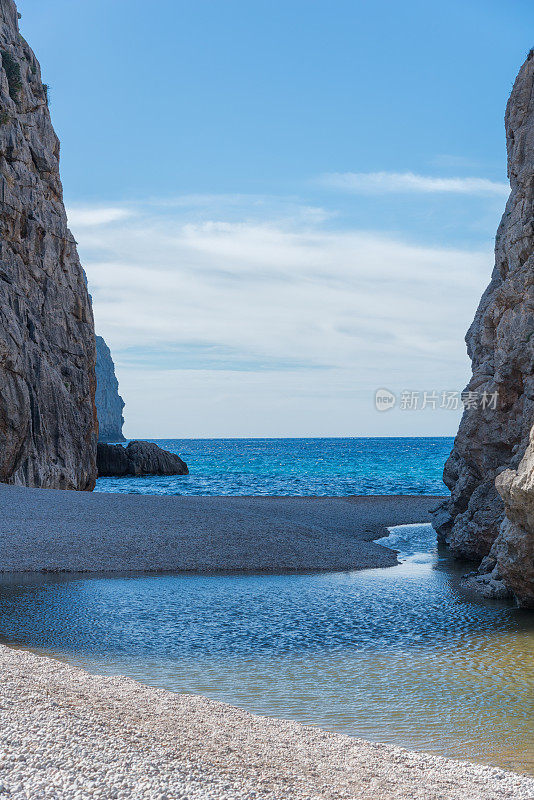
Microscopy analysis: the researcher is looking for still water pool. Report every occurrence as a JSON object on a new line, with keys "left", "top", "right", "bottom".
{"left": 0, "top": 524, "right": 533, "bottom": 774}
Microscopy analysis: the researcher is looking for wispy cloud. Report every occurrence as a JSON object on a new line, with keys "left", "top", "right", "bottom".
{"left": 319, "top": 171, "right": 509, "bottom": 196}
{"left": 144, "top": 194, "right": 335, "bottom": 226}
{"left": 67, "top": 206, "right": 135, "bottom": 227}
{"left": 67, "top": 194, "right": 493, "bottom": 435}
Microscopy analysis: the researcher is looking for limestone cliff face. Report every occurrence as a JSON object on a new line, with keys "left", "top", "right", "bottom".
{"left": 0, "top": 0, "right": 97, "bottom": 489}
{"left": 95, "top": 336, "right": 125, "bottom": 443}
{"left": 432, "top": 52, "right": 534, "bottom": 606}
{"left": 491, "top": 442, "right": 534, "bottom": 605}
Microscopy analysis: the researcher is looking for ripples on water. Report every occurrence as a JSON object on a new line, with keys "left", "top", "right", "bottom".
{"left": 0, "top": 524, "right": 533, "bottom": 775}
{"left": 95, "top": 437, "right": 453, "bottom": 496}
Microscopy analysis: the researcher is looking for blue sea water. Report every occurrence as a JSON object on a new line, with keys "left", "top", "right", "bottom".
{"left": 95, "top": 437, "right": 453, "bottom": 496}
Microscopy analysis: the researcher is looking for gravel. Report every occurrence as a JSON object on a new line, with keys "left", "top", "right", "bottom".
{"left": 0, "top": 644, "right": 533, "bottom": 800}
{"left": 0, "top": 484, "right": 443, "bottom": 574}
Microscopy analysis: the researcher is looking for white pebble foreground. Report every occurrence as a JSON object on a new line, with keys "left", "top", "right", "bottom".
{"left": 0, "top": 645, "right": 533, "bottom": 800}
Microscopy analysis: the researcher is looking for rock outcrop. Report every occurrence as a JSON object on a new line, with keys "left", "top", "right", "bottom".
{"left": 432, "top": 52, "right": 534, "bottom": 606}
{"left": 95, "top": 336, "right": 125, "bottom": 442}
{"left": 0, "top": 0, "right": 97, "bottom": 489}
{"left": 491, "top": 442, "right": 534, "bottom": 603}
{"left": 97, "top": 441, "right": 189, "bottom": 478}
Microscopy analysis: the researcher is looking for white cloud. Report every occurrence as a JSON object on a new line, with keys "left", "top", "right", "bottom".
{"left": 117, "top": 367, "right": 463, "bottom": 439}
{"left": 70, "top": 196, "right": 492, "bottom": 436}
{"left": 67, "top": 206, "right": 135, "bottom": 227}
{"left": 319, "top": 171, "right": 509, "bottom": 196}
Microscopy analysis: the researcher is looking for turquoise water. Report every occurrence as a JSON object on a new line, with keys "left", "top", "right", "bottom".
{"left": 96, "top": 437, "right": 453, "bottom": 495}
{"left": 1, "top": 524, "right": 533, "bottom": 774}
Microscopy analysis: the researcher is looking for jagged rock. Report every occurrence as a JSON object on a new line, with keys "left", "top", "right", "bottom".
{"left": 97, "top": 441, "right": 189, "bottom": 478}
{"left": 0, "top": 0, "right": 97, "bottom": 489}
{"left": 95, "top": 336, "right": 125, "bottom": 443}
{"left": 432, "top": 52, "right": 534, "bottom": 605}
{"left": 460, "top": 568, "right": 512, "bottom": 601}
{"left": 487, "top": 436, "right": 534, "bottom": 606}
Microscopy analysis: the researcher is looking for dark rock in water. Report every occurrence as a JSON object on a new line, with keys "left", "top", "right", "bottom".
{"left": 95, "top": 336, "right": 125, "bottom": 443}
{"left": 96, "top": 443, "right": 131, "bottom": 477}
{"left": 0, "top": 0, "right": 97, "bottom": 489}
{"left": 97, "top": 441, "right": 189, "bottom": 477}
{"left": 125, "top": 440, "right": 188, "bottom": 476}
{"left": 432, "top": 52, "right": 534, "bottom": 606}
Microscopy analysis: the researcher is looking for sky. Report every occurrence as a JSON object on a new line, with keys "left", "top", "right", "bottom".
{"left": 17, "top": 0, "right": 534, "bottom": 438}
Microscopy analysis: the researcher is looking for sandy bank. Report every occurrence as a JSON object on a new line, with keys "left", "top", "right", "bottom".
{"left": 0, "top": 485, "right": 443, "bottom": 573}
{"left": 0, "top": 643, "right": 532, "bottom": 800}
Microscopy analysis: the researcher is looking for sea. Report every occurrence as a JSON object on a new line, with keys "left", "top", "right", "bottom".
{"left": 95, "top": 436, "right": 453, "bottom": 496}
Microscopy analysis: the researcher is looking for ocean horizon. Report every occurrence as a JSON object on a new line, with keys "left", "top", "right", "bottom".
{"left": 96, "top": 436, "right": 453, "bottom": 497}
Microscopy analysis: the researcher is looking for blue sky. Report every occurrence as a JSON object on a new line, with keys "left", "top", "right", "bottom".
{"left": 17, "top": 0, "right": 534, "bottom": 437}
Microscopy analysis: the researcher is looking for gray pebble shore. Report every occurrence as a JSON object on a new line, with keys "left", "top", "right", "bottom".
{"left": 0, "top": 485, "right": 443, "bottom": 574}
{"left": 1, "top": 644, "right": 533, "bottom": 800}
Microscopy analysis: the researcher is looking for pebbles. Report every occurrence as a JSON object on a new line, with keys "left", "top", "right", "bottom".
{"left": 0, "top": 485, "right": 442, "bottom": 574}
{"left": 0, "top": 644, "right": 533, "bottom": 799}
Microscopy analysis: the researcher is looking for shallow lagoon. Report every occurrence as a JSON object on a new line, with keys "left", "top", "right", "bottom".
{"left": 1, "top": 523, "right": 533, "bottom": 774}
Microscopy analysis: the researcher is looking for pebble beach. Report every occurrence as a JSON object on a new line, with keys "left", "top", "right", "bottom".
{"left": 0, "top": 485, "right": 443, "bottom": 573}
{"left": 2, "top": 486, "right": 533, "bottom": 799}
{"left": 2, "top": 643, "right": 534, "bottom": 800}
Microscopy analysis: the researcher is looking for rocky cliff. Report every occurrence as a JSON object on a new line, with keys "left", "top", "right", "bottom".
{"left": 0, "top": 0, "right": 97, "bottom": 489}
{"left": 95, "top": 336, "right": 125, "bottom": 442}
{"left": 432, "top": 52, "right": 534, "bottom": 606}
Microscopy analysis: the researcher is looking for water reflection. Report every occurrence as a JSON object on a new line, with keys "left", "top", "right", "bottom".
{"left": 0, "top": 524, "right": 533, "bottom": 774}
